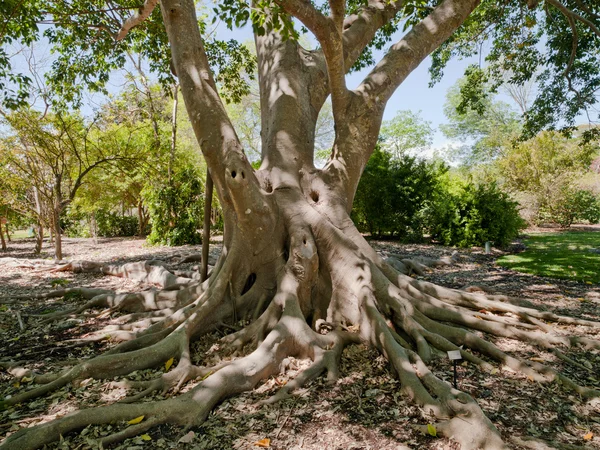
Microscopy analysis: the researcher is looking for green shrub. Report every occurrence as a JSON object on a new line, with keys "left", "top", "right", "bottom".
{"left": 352, "top": 148, "right": 447, "bottom": 239}
{"left": 143, "top": 166, "right": 204, "bottom": 246}
{"left": 62, "top": 213, "right": 91, "bottom": 237}
{"left": 95, "top": 210, "right": 139, "bottom": 237}
{"left": 425, "top": 181, "right": 525, "bottom": 248}
{"left": 536, "top": 188, "right": 600, "bottom": 227}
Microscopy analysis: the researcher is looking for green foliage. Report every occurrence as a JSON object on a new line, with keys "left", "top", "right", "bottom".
{"left": 61, "top": 212, "right": 91, "bottom": 238}
{"left": 64, "top": 208, "right": 141, "bottom": 238}
{"left": 425, "top": 178, "right": 525, "bottom": 248}
{"left": 497, "top": 231, "right": 600, "bottom": 284}
{"left": 455, "top": 65, "right": 491, "bottom": 115}
{"left": 0, "top": 1, "right": 255, "bottom": 109}
{"left": 379, "top": 110, "right": 433, "bottom": 158}
{"left": 352, "top": 147, "right": 447, "bottom": 239}
{"left": 430, "top": 0, "right": 600, "bottom": 137}
{"left": 96, "top": 210, "right": 140, "bottom": 237}
{"left": 537, "top": 189, "right": 600, "bottom": 227}
{"left": 144, "top": 166, "right": 204, "bottom": 246}
{"left": 498, "top": 131, "right": 598, "bottom": 226}
{"left": 441, "top": 77, "right": 521, "bottom": 165}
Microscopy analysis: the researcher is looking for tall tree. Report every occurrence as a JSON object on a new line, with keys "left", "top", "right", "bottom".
{"left": 1, "top": 2, "right": 600, "bottom": 449}
{"left": 379, "top": 110, "right": 434, "bottom": 158}
{"left": 1, "top": 109, "right": 135, "bottom": 259}
{"left": 441, "top": 75, "right": 522, "bottom": 165}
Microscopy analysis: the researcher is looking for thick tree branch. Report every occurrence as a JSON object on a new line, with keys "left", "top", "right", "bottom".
{"left": 357, "top": 0, "right": 481, "bottom": 104}
{"left": 116, "top": 0, "right": 159, "bottom": 41}
{"left": 160, "top": 0, "right": 272, "bottom": 232}
{"left": 572, "top": 0, "right": 600, "bottom": 20}
{"left": 341, "top": 0, "right": 406, "bottom": 70}
{"left": 277, "top": 0, "right": 349, "bottom": 121}
{"left": 546, "top": 0, "right": 600, "bottom": 38}
{"left": 321, "top": 0, "right": 480, "bottom": 208}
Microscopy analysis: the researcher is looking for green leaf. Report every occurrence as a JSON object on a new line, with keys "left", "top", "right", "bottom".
{"left": 127, "top": 415, "right": 144, "bottom": 425}
{"left": 427, "top": 423, "right": 437, "bottom": 437}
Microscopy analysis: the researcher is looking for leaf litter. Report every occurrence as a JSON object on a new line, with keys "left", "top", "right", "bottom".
{"left": 0, "top": 236, "right": 599, "bottom": 449}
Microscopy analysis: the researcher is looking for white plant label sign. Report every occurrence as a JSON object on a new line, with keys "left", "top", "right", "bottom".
{"left": 447, "top": 350, "right": 462, "bottom": 360}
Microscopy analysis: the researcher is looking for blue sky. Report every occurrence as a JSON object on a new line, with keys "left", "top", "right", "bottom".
{"left": 5, "top": 11, "right": 504, "bottom": 151}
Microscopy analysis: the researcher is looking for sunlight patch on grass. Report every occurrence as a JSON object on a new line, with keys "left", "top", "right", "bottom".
{"left": 497, "top": 231, "right": 600, "bottom": 284}
{"left": 9, "top": 229, "right": 31, "bottom": 239}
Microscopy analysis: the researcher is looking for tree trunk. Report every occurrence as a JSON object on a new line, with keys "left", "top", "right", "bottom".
{"left": 91, "top": 211, "right": 98, "bottom": 244}
{"left": 201, "top": 169, "right": 213, "bottom": 282}
{"left": 168, "top": 83, "right": 179, "bottom": 183}
{"left": 34, "top": 221, "right": 44, "bottom": 254}
{"left": 52, "top": 208, "right": 62, "bottom": 260}
{"left": 0, "top": 221, "right": 6, "bottom": 251}
{"left": 5, "top": 222, "right": 10, "bottom": 242}
{"left": 3, "top": 1, "right": 599, "bottom": 449}
{"left": 33, "top": 186, "right": 44, "bottom": 254}
{"left": 137, "top": 201, "right": 148, "bottom": 236}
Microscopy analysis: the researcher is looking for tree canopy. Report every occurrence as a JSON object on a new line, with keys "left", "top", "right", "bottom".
{"left": 1, "top": 2, "right": 600, "bottom": 450}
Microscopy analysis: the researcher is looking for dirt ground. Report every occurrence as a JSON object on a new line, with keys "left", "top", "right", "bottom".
{"left": 0, "top": 236, "right": 599, "bottom": 450}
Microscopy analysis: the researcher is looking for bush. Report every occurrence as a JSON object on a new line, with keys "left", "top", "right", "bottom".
{"left": 352, "top": 148, "right": 447, "bottom": 239}
{"left": 62, "top": 213, "right": 92, "bottom": 238}
{"left": 144, "top": 166, "right": 204, "bottom": 246}
{"left": 537, "top": 188, "right": 600, "bottom": 227}
{"left": 425, "top": 180, "right": 525, "bottom": 248}
{"left": 95, "top": 210, "right": 139, "bottom": 237}
{"left": 62, "top": 208, "right": 141, "bottom": 238}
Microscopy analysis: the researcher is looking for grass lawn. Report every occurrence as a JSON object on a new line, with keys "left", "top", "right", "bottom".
{"left": 7, "top": 229, "right": 31, "bottom": 239}
{"left": 497, "top": 231, "right": 600, "bottom": 284}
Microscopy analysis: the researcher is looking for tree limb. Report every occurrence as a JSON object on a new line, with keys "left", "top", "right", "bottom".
{"left": 356, "top": 0, "right": 481, "bottom": 104}
{"left": 546, "top": 0, "right": 600, "bottom": 38}
{"left": 116, "top": 0, "right": 159, "bottom": 41}
{"left": 277, "top": 0, "right": 349, "bottom": 120}
{"left": 341, "top": 0, "right": 406, "bottom": 70}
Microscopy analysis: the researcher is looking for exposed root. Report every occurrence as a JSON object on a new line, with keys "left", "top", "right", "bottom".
{"left": 50, "top": 259, "right": 193, "bottom": 288}
{"left": 35, "top": 283, "right": 203, "bottom": 324}
{"left": 2, "top": 212, "right": 599, "bottom": 450}
{"left": 1, "top": 287, "right": 112, "bottom": 302}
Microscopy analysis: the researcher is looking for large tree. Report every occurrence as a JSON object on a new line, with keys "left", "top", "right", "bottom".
{"left": 1, "top": 1, "right": 600, "bottom": 449}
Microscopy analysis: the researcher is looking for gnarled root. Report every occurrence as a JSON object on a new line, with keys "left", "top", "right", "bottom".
{"left": 2, "top": 210, "right": 599, "bottom": 450}
{"left": 51, "top": 259, "right": 192, "bottom": 288}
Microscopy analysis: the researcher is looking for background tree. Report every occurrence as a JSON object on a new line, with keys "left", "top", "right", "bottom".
{"left": 379, "top": 109, "right": 434, "bottom": 158}
{"left": 1, "top": 109, "right": 135, "bottom": 258}
{"left": 352, "top": 111, "right": 442, "bottom": 239}
{"left": 498, "top": 130, "right": 599, "bottom": 225}
{"left": 441, "top": 72, "right": 522, "bottom": 165}
{"left": 1, "top": 1, "right": 600, "bottom": 450}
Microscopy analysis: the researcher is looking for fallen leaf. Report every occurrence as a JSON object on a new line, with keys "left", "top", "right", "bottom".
{"left": 530, "top": 357, "right": 545, "bottom": 363}
{"left": 140, "top": 434, "right": 152, "bottom": 441}
{"left": 178, "top": 431, "right": 195, "bottom": 443}
{"left": 427, "top": 424, "right": 437, "bottom": 437}
{"left": 201, "top": 371, "right": 213, "bottom": 380}
{"left": 165, "top": 357, "right": 174, "bottom": 372}
{"left": 584, "top": 431, "right": 593, "bottom": 441}
{"left": 127, "top": 415, "right": 144, "bottom": 425}
{"left": 254, "top": 438, "right": 271, "bottom": 447}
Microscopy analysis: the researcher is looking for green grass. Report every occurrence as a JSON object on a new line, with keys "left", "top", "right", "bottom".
{"left": 497, "top": 231, "right": 600, "bottom": 284}
{"left": 8, "top": 229, "right": 31, "bottom": 239}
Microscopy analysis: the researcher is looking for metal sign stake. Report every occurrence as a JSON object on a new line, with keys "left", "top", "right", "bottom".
{"left": 447, "top": 350, "right": 462, "bottom": 389}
